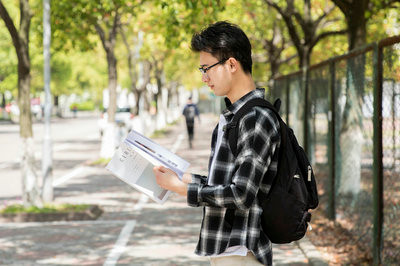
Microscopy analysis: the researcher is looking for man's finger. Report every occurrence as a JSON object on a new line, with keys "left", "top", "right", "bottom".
{"left": 154, "top": 165, "right": 168, "bottom": 173}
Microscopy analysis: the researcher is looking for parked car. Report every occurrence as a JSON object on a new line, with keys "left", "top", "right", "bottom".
{"left": 98, "top": 107, "right": 134, "bottom": 136}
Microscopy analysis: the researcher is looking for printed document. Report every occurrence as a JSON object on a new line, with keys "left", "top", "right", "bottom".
{"left": 106, "top": 130, "right": 190, "bottom": 204}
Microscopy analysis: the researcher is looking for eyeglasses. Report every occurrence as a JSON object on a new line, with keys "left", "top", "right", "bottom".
{"left": 198, "top": 59, "right": 227, "bottom": 75}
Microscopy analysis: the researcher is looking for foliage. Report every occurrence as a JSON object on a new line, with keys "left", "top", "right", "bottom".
{"left": 1, "top": 0, "right": 399, "bottom": 105}
{"left": 0, "top": 203, "right": 90, "bottom": 214}
{"left": 69, "top": 101, "right": 95, "bottom": 111}
{"left": 0, "top": 20, "right": 17, "bottom": 95}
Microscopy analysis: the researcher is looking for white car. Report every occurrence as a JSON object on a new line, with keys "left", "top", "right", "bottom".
{"left": 98, "top": 107, "right": 134, "bottom": 136}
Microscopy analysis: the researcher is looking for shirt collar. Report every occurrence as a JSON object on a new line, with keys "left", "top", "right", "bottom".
{"left": 222, "top": 88, "right": 266, "bottom": 119}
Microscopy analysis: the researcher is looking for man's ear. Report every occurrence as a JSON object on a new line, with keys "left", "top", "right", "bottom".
{"left": 227, "top": 57, "right": 239, "bottom": 73}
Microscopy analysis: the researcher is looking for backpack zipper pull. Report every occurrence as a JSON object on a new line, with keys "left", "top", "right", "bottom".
{"left": 307, "top": 166, "right": 312, "bottom": 182}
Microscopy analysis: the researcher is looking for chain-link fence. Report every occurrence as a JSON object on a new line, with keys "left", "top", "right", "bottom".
{"left": 270, "top": 36, "right": 400, "bottom": 265}
{"left": 382, "top": 41, "right": 400, "bottom": 264}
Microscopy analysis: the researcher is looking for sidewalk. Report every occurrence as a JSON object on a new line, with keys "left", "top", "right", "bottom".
{"left": 0, "top": 113, "right": 328, "bottom": 265}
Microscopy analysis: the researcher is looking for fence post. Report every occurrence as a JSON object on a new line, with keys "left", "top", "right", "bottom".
{"left": 302, "top": 67, "right": 311, "bottom": 158}
{"left": 372, "top": 43, "right": 383, "bottom": 265}
{"left": 286, "top": 78, "right": 290, "bottom": 125}
{"left": 328, "top": 60, "right": 336, "bottom": 220}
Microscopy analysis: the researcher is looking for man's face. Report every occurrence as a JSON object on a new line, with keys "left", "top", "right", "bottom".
{"left": 199, "top": 52, "right": 232, "bottom": 97}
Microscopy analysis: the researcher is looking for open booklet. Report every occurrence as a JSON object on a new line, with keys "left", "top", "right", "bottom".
{"left": 106, "top": 130, "right": 190, "bottom": 204}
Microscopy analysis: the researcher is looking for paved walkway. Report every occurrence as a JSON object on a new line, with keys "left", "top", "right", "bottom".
{"left": 0, "top": 113, "right": 327, "bottom": 265}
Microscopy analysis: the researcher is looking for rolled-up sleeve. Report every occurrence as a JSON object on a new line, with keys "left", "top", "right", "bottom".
{"left": 191, "top": 174, "right": 207, "bottom": 185}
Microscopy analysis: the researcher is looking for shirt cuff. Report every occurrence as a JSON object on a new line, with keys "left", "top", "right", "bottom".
{"left": 191, "top": 174, "right": 201, "bottom": 184}
{"left": 187, "top": 183, "right": 201, "bottom": 207}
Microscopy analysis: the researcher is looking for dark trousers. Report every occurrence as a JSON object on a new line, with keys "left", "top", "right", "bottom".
{"left": 186, "top": 121, "right": 194, "bottom": 147}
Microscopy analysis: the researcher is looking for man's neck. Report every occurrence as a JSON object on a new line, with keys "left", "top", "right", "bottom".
{"left": 226, "top": 72, "right": 256, "bottom": 104}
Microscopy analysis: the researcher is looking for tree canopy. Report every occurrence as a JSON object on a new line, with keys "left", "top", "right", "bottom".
{"left": 0, "top": 0, "right": 399, "bottom": 105}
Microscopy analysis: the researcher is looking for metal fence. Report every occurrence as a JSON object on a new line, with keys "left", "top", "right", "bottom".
{"left": 269, "top": 36, "right": 400, "bottom": 265}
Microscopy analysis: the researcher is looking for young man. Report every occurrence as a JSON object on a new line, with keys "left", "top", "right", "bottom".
{"left": 182, "top": 97, "right": 200, "bottom": 148}
{"left": 153, "top": 21, "right": 280, "bottom": 266}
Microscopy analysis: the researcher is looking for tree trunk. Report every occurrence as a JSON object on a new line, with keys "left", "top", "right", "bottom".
{"left": 0, "top": 0, "right": 43, "bottom": 206}
{"left": 300, "top": 47, "right": 311, "bottom": 155}
{"left": 134, "top": 90, "right": 142, "bottom": 115}
{"left": 100, "top": 50, "right": 119, "bottom": 158}
{"left": 95, "top": 17, "right": 119, "bottom": 158}
{"left": 154, "top": 71, "right": 163, "bottom": 113}
{"left": 119, "top": 27, "right": 139, "bottom": 112}
{"left": 21, "top": 137, "right": 42, "bottom": 207}
{"left": 338, "top": 3, "right": 367, "bottom": 196}
{"left": 106, "top": 49, "right": 117, "bottom": 123}
{"left": 339, "top": 56, "right": 365, "bottom": 196}
{"left": 1, "top": 93, "right": 5, "bottom": 108}
{"left": 99, "top": 48, "right": 118, "bottom": 158}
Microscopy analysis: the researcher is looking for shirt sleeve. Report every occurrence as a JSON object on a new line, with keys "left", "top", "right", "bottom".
{"left": 187, "top": 109, "right": 280, "bottom": 210}
{"left": 191, "top": 173, "right": 207, "bottom": 185}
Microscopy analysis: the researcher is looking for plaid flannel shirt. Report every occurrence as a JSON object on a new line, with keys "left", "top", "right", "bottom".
{"left": 187, "top": 88, "right": 280, "bottom": 265}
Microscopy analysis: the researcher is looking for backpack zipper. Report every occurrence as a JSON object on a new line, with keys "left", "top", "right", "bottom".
{"left": 307, "top": 166, "right": 312, "bottom": 182}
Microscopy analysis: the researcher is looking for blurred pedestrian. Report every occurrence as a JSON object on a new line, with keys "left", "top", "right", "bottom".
{"left": 182, "top": 97, "right": 200, "bottom": 148}
{"left": 154, "top": 21, "right": 280, "bottom": 265}
{"left": 72, "top": 104, "right": 78, "bottom": 118}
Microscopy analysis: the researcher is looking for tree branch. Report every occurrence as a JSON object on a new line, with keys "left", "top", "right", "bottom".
{"left": 263, "top": 0, "right": 287, "bottom": 17}
{"left": 263, "top": 0, "right": 303, "bottom": 57}
{"left": 119, "top": 25, "right": 137, "bottom": 89}
{"left": 278, "top": 54, "right": 297, "bottom": 65}
{"left": 109, "top": 11, "right": 120, "bottom": 44}
{"left": 19, "top": 0, "right": 32, "bottom": 40}
{"left": 315, "top": 5, "right": 336, "bottom": 27}
{"left": 312, "top": 29, "right": 347, "bottom": 48}
{"left": 95, "top": 24, "right": 107, "bottom": 50}
{"left": 331, "top": 0, "right": 351, "bottom": 16}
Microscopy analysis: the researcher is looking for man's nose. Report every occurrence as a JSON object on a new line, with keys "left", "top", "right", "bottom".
{"left": 201, "top": 73, "right": 209, "bottom": 82}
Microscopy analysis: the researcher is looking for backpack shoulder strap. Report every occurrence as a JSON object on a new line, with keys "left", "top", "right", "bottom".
{"left": 227, "top": 98, "right": 281, "bottom": 156}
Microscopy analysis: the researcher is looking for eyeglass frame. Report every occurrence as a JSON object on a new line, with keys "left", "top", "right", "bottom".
{"left": 198, "top": 58, "right": 228, "bottom": 75}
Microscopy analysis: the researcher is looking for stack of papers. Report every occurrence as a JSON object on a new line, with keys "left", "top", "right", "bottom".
{"left": 106, "top": 130, "right": 190, "bottom": 204}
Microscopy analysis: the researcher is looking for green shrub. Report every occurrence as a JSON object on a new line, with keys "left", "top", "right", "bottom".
{"left": 70, "top": 101, "right": 95, "bottom": 111}
{"left": 0, "top": 203, "right": 90, "bottom": 214}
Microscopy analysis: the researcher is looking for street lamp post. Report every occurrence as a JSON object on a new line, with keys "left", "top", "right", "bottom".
{"left": 42, "top": 0, "right": 53, "bottom": 202}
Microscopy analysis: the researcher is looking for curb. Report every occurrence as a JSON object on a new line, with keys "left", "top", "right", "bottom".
{"left": 295, "top": 236, "right": 328, "bottom": 266}
{"left": 0, "top": 120, "right": 13, "bottom": 125}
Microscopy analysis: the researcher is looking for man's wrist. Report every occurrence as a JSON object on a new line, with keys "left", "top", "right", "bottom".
{"left": 176, "top": 182, "right": 188, "bottom": 197}
{"left": 182, "top": 173, "right": 192, "bottom": 184}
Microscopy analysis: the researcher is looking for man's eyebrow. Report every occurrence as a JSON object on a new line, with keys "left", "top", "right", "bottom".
{"left": 199, "top": 64, "right": 208, "bottom": 67}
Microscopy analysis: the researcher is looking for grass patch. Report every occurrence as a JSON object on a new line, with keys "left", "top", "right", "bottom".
{"left": 150, "top": 119, "right": 180, "bottom": 138}
{"left": 150, "top": 129, "right": 168, "bottom": 138}
{"left": 0, "top": 203, "right": 90, "bottom": 214}
{"left": 0, "top": 117, "right": 11, "bottom": 121}
{"left": 167, "top": 119, "right": 179, "bottom": 127}
{"left": 89, "top": 157, "right": 111, "bottom": 166}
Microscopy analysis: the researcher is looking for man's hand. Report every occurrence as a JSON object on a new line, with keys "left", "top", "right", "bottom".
{"left": 153, "top": 165, "right": 188, "bottom": 196}
{"left": 182, "top": 172, "right": 192, "bottom": 184}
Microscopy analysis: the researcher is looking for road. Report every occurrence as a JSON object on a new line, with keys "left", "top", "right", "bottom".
{"left": 0, "top": 113, "right": 213, "bottom": 265}
{"left": 0, "top": 112, "right": 101, "bottom": 200}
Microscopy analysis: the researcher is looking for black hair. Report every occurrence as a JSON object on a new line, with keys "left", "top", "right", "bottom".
{"left": 191, "top": 21, "right": 252, "bottom": 74}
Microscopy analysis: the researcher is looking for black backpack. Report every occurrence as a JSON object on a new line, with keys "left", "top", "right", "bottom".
{"left": 184, "top": 105, "right": 196, "bottom": 121}
{"left": 225, "top": 97, "right": 319, "bottom": 244}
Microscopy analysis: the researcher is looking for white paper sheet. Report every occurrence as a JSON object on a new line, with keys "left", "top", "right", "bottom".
{"left": 106, "top": 130, "right": 190, "bottom": 204}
